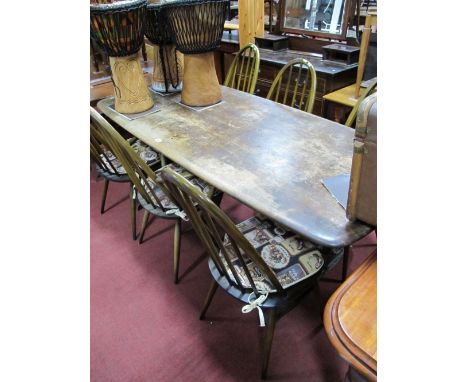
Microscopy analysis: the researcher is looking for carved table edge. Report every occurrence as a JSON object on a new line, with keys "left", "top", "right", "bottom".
{"left": 324, "top": 249, "right": 377, "bottom": 381}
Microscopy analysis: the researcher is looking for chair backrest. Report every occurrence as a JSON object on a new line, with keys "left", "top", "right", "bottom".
{"left": 160, "top": 166, "right": 285, "bottom": 296}
{"left": 223, "top": 43, "right": 260, "bottom": 95}
{"left": 266, "top": 58, "right": 317, "bottom": 113}
{"left": 90, "top": 120, "right": 122, "bottom": 175}
{"left": 90, "top": 107, "right": 169, "bottom": 211}
{"left": 344, "top": 78, "right": 377, "bottom": 127}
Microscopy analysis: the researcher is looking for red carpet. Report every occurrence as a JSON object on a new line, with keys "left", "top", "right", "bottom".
{"left": 91, "top": 173, "right": 377, "bottom": 382}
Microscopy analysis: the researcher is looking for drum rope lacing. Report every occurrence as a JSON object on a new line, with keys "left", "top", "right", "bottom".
{"left": 163, "top": 0, "right": 230, "bottom": 55}
{"left": 90, "top": 0, "right": 146, "bottom": 57}
{"left": 159, "top": 45, "right": 182, "bottom": 92}
{"left": 145, "top": 3, "right": 183, "bottom": 92}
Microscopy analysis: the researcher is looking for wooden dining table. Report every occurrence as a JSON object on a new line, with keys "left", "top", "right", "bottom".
{"left": 96, "top": 86, "right": 372, "bottom": 248}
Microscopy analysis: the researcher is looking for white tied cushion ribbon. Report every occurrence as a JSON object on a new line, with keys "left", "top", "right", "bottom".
{"left": 242, "top": 292, "right": 269, "bottom": 327}
{"left": 165, "top": 208, "right": 188, "bottom": 221}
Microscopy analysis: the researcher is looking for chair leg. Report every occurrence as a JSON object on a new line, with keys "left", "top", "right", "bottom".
{"left": 313, "top": 279, "right": 324, "bottom": 323}
{"left": 261, "top": 309, "right": 277, "bottom": 380}
{"left": 100, "top": 179, "right": 109, "bottom": 214}
{"left": 199, "top": 279, "right": 218, "bottom": 320}
{"left": 173, "top": 218, "right": 182, "bottom": 284}
{"left": 212, "top": 191, "right": 224, "bottom": 207}
{"left": 342, "top": 246, "right": 350, "bottom": 281}
{"left": 138, "top": 210, "right": 150, "bottom": 244}
{"left": 130, "top": 185, "right": 137, "bottom": 240}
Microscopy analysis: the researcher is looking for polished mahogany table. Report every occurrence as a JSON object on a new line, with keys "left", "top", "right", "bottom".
{"left": 97, "top": 86, "right": 372, "bottom": 248}
{"left": 324, "top": 250, "right": 377, "bottom": 381}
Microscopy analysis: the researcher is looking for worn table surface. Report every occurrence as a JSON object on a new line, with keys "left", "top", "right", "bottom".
{"left": 324, "top": 250, "right": 377, "bottom": 381}
{"left": 97, "top": 86, "right": 372, "bottom": 247}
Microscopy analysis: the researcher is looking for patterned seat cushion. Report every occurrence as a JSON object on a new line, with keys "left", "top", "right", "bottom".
{"left": 221, "top": 214, "right": 326, "bottom": 293}
{"left": 142, "top": 163, "right": 218, "bottom": 211}
{"left": 100, "top": 139, "right": 159, "bottom": 175}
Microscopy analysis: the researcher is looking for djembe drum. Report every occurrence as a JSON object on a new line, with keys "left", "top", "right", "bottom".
{"left": 145, "top": 2, "right": 183, "bottom": 93}
{"left": 163, "top": 0, "right": 229, "bottom": 107}
{"left": 90, "top": 0, "right": 154, "bottom": 114}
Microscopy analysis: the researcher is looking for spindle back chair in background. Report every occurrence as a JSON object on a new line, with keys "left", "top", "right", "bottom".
{"left": 267, "top": 58, "right": 317, "bottom": 113}
{"left": 224, "top": 43, "right": 260, "bottom": 95}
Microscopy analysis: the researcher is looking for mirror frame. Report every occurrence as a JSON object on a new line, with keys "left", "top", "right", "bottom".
{"left": 279, "top": 0, "right": 354, "bottom": 40}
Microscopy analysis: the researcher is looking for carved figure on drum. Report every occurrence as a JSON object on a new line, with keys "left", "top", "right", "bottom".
{"left": 90, "top": 0, "right": 154, "bottom": 113}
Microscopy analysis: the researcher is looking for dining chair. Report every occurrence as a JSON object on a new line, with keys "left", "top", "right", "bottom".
{"left": 266, "top": 58, "right": 317, "bottom": 113}
{"left": 90, "top": 115, "right": 160, "bottom": 241}
{"left": 161, "top": 166, "right": 343, "bottom": 379}
{"left": 91, "top": 107, "right": 220, "bottom": 283}
{"left": 224, "top": 43, "right": 260, "bottom": 95}
{"left": 91, "top": 121, "right": 131, "bottom": 215}
{"left": 344, "top": 78, "right": 377, "bottom": 127}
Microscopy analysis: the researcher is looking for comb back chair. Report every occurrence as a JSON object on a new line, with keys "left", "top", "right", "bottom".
{"left": 91, "top": 107, "right": 183, "bottom": 280}
{"left": 161, "top": 166, "right": 343, "bottom": 379}
{"left": 91, "top": 116, "right": 160, "bottom": 241}
{"left": 90, "top": 122, "right": 132, "bottom": 216}
{"left": 344, "top": 78, "right": 377, "bottom": 127}
{"left": 91, "top": 107, "right": 220, "bottom": 283}
{"left": 224, "top": 43, "right": 260, "bottom": 95}
{"left": 266, "top": 58, "right": 317, "bottom": 113}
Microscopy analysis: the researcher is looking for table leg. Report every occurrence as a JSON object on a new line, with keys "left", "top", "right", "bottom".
{"left": 323, "top": 99, "right": 330, "bottom": 119}
{"left": 342, "top": 246, "right": 350, "bottom": 281}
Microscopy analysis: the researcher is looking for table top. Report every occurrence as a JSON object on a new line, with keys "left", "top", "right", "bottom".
{"left": 97, "top": 86, "right": 372, "bottom": 247}
{"left": 324, "top": 250, "right": 377, "bottom": 381}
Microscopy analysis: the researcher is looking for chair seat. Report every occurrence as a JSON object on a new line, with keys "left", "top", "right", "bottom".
{"left": 136, "top": 163, "right": 219, "bottom": 219}
{"left": 96, "top": 166, "right": 130, "bottom": 182}
{"left": 208, "top": 256, "right": 317, "bottom": 309}
{"left": 100, "top": 139, "right": 160, "bottom": 176}
{"left": 221, "top": 215, "right": 332, "bottom": 293}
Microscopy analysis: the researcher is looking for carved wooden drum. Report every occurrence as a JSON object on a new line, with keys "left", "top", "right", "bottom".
{"left": 90, "top": 0, "right": 154, "bottom": 114}
{"left": 145, "top": 2, "right": 183, "bottom": 93}
{"left": 163, "top": 0, "right": 229, "bottom": 107}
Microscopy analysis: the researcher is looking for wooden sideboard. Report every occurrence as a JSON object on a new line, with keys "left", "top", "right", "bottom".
{"left": 216, "top": 31, "right": 358, "bottom": 117}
